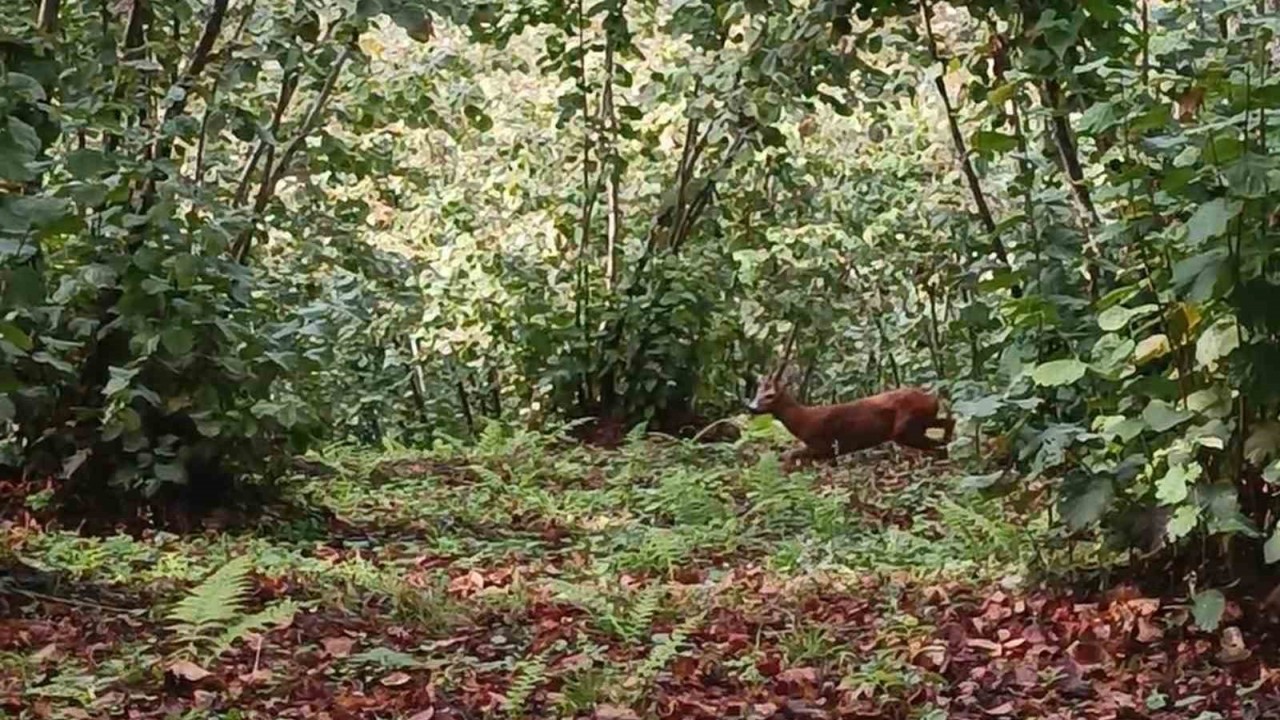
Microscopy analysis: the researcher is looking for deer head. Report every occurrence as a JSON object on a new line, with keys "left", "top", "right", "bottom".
{"left": 746, "top": 326, "right": 799, "bottom": 414}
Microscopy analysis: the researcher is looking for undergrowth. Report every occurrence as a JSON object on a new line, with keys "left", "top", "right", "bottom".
{"left": 2, "top": 429, "right": 1089, "bottom": 719}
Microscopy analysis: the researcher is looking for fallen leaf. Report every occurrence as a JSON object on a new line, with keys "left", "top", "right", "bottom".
{"left": 380, "top": 671, "right": 412, "bottom": 687}
{"left": 984, "top": 702, "right": 1015, "bottom": 716}
{"left": 1137, "top": 617, "right": 1163, "bottom": 643}
{"left": 408, "top": 710, "right": 436, "bottom": 720}
{"left": 595, "top": 704, "right": 639, "bottom": 720}
{"left": 966, "top": 638, "right": 1004, "bottom": 655}
{"left": 167, "top": 659, "right": 212, "bottom": 683}
{"left": 1069, "top": 640, "right": 1108, "bottom": 667}
{"left": 30, "top": 643, "right": 59, "bottom": 663}
{"left": 777, "top": 666, "right": 818, "bottom": 684}
{"left": 672, "top": 655, "right": 698, "bottom": 680}
{"left": 321, "top": 636, "right": 356, "bottom": 658}
{"left": 1216, "top": 626, "right": 1251, "bottom": 664}
{"left": 238, "top": 668, "right": 273, "bottom": 685}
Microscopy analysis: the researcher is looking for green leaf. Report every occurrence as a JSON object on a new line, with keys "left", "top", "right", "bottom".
{"left": 1095, "top": 415, "right": 1145, "bottom": 443}
{"left": 0, "top": 395, "right": 14, "bottom": 422}
{"left": 1194, "top": 321, "right": 1239, "bottom": 370}
{"left": 1142, "top": 399, "right": 1192, "bottom": 433}
{"left": 161, "top": 327, "right": 195, "bottom": 356}
{"left": 954, "top": 395, "right": 1001, "bottom": 419}
{"left": 1167, "top": 504, "right": 1200, "bottom": 540}
{"left": 464, "top": 105, "right": 493, "bottom": 132}
{"left": 1191, "top": 589, "right": 1225, "bottom": 632}
{"left": 154, "top": 461, "right": 188, "bottom": 484}
{"left": 1098, "top": 304, "right": 1156, "bottom": 332}
{"left": 1185, "top": 198, "right": 1241, "bottom": 246}
{"left": 1081, "top": 0, "right": 1123, "bottom": 22}
{"left": 0, "top": 321, "right": 33, "bottom": 352}
{"left": 1078, "top": 102, "right": 1118, "bottom": 135}
{"left": 0, "top": 117, "right": 40, "bottom": 182}
{"left": 1031, "top": 358, "right": 1087, "bottom": 387}
{"left": 1090, "top": 334, "right": 1135, "bottom": 377}
{"left": 66, "top": 148, "right": 109, "bottom": 179}
{"left": 972, "top": 131, "right": 1018, "bottom": 153}
{"left": 62, "top": 449, "right": 90, "bottom": 479}
{"left": 1059, "top": 476, "right": 1113, "bottom": 531}
{"left": 103, "top": 366, "right": 140, "bottom": 397}
{"left": 1156, "top": 462, "right": 1197, "bottom": 505}
{"left": 2, "top": 267, "right": 45, "bottom": 306}
{"left": 1266, "top": 527, "right": 1280, "bottom": 564}
{"left": 1264, "top": 460, "right": 1280, "bottom": 485}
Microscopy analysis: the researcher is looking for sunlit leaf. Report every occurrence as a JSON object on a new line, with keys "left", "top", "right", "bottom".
{"left": 1192, "top": 589, "right": 1225, "bottom": 632}
{"left": 1142, "top": 399, "right": 1192, "bottom": 433}
{"left": 1031, "top": 358, "right": 1087, "bottom": 387}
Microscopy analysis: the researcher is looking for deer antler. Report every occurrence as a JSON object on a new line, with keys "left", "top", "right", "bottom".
{"left": 772, "top": 323, "right": 800, "bottom": 380}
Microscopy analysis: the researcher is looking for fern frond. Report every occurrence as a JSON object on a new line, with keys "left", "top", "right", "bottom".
{"left": 166, "top": 556, "right": 252, "bottom": 631}
{"left": 505, "top": 654, "right": 548, "bottom": 715}
{"left": 213, "top": 599, "right": 298, "bottom": 657}
{"left": 627, "top": 585, "right": 662, "bottom": 641}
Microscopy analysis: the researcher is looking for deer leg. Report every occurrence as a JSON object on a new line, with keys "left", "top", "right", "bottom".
{"left": 782, "top": 444, "right": 833, "bottom": 471}
{"left": 895, "top": 419, "right": 949, "bottom": 459}
{"left": 927, "top": 416, "right": 956, "bottom": 444}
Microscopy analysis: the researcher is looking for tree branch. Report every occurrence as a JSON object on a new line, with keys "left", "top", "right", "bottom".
{"left": 36, "top": 0, "right": 60, "bottom": 34}
{"left": 1042, "top": 78, "right": 1100, "bottom": 225}
{"left": 919, "top": 0, "right": 1012, "bottom": 269}
{"left": 232, "top": 43, "right": 353, "bottom": 263}
{"left": 233, "top": 69, "right": 300, "bottom": 206}
{"left": 602, "top": 31, "right": 621, "bottom": 290}
{"left": 143, "top": 0, "right": 229, "bottom": 207}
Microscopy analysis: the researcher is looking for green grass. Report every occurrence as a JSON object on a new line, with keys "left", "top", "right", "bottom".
{"left": 3, "top": 426, "right": 1075, "bottom": 719}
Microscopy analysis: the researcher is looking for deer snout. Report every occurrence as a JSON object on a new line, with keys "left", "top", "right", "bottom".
{"left": 745, "top": 399, "right": 763, "bottom": 414}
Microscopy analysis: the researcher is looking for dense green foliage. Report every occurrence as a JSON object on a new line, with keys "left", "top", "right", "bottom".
{"left": 3, "top": 0, "right": 1280, "bottom": 575}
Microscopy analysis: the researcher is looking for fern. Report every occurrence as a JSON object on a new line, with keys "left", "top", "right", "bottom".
{"left": 213, "top": 600, "right": 298, "bottom": 657}
{"left": 627, "top": 584, "right": 662, "bottom": 642}
{"left": 167, "top": 556, "right": 296, "bottom": 664}
{"left": 505, "top": 653, "right": 548, "bottom": 716}
{"left": 166, "top": 556, "right": 254, "bottom": 636}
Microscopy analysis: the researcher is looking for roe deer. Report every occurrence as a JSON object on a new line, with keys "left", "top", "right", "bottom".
{"left": 746, "top": 367, "right": 954, "bottom": 464}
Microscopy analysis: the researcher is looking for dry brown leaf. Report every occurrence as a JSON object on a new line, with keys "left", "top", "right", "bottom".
{"left": 167, "top": 659, "right": 212, "bottom": 683}
{"left": 966, "top": 638, "right": 1003, "bottom": 655}
{"left": 1216, "top": 626, "right": 1251, "bottom": 664}
{"left": 321, "top": 636, "right": 356, "bottom": 658}
{"left": 380, "top": 671, "right": 412, "bottom": 687}
{"left": 595, "top": 704, "right": 640, "bottom": 720}
{"left": 984, "top": 702, "right": 1015, "bottom": 716}
{"left": 1176, "top": 87, "right": 1205, "bottom": 122}
{"left": 1137, "top": 617, "right": 1163, "bottom": 643}
{"left": 407, "top": 710, "right": 436, "bottom": 720}
{"left": 778, "top": 666, "right": 819, "bottom": 684}
{"left": 238, "top": 668, "right": 273, "bottom": 685}
{"left": 30, "top": 643, "right": 59, "bottom": 663}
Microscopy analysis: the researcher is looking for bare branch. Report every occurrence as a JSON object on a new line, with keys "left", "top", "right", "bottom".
{"left": 36, "top": 0, "right": 60, "bottom": 34}
{"left": 233, "top": 69, "right": 299, "bottom": 205}
{"left": 233, "top": 43, "right": 353, "bottom": 263}
{"left": 602, "top": 34, "right": 621, "bottom": 290}
{"left": 919, "top": 0, "right": 1012, "bottom": 269}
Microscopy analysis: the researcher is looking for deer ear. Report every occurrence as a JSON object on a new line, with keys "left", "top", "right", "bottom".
{"left": 780, "top": 366, "right": 800, "bottom": 387}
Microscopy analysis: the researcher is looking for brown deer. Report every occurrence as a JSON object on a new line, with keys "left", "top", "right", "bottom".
{"left": 746, "top": 347, "right": 954, "bottom": 465}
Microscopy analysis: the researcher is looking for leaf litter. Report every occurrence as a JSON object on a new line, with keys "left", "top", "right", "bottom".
{"left": 4, "top": 442, "right": 1280, "bottom": 718}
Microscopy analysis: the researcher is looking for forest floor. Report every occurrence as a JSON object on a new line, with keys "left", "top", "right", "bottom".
{"left": 3, "top": 431, "right": 1280, "bottom": 719}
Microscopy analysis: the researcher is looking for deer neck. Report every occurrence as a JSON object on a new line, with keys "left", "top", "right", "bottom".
{"left": 770, "top": 393, "right": 812, "bottom": 437}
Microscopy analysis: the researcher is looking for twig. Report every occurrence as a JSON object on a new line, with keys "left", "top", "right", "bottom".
{"left": 3, "top": 586, "right": 141, "bottom": 615}
{"left": 233, "top": 42, "right": 353, "bottom": 262}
